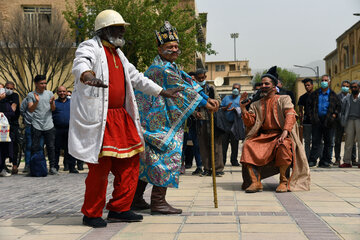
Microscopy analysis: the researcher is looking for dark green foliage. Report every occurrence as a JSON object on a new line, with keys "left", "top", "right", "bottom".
{"left": 63, "top": 0, "right": 215, "bottom": 72}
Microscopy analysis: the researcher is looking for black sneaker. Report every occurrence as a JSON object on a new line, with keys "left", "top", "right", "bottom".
{"left": 318, "top": 162, "right": 331, "bottom": 168}
{"left": 201, "top": 170, "right": 212, "bottom": 176}
{"left": 215, "top": 172, "right": 223, "bottom": 177}
{"left": 83, "top": 216, "right": 107, "bottom": 228}
{"left": 49, "top": 167, "right": 59, "bottom": 175}
{"left": 107, "top": 210, "right": 143, "bottom": 222}
{"left": 192, "top": 168, "right": 203, "bottom": 175}
{"left": 231, "top": 162, "right": 240, "bottom": 166}
{"left": 308, "top": 162, "right": 316, "bottom": 168}
{"left": 69, "top": 168, "right": 79, "bottom": 174}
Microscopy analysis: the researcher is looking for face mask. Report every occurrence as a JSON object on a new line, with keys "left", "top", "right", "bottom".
{"left": 5, "top": 88, "right": 13, "bottom": 95}
{"left": 232, "top": 88, "right": 239, "bottom": 96}
{"left": 108, "top": 36, "right": 125, "bottom": 48}
{"left": 67, "top": 96, "right": 71, "bottom": 99}
{"left": 321, "top": 81, "right": 328, "bottom": 89}
{"left": 198, "top": 81, "right": 206, "bottom": 86}
{"left": 352, "top": 90, "right": 359, "bottom": 95}
{"left": 341, "top": 86, "right": 349, "bottom": 93}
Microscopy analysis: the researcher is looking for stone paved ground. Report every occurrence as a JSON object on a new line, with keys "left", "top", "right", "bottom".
{"left": 1, "top": 150, "right": 360, "bottom": 240}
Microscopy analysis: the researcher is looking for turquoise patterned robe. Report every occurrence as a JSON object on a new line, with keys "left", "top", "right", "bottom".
{"left": 135, "top": 55, "right": 203, "bottom": 188}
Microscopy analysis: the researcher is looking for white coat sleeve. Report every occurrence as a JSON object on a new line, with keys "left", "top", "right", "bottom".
{"left": 72, "top": 40, "right": 98, "bottom": 83}
{"left": 125, "top": 59, "right": 163, "bottom": 97}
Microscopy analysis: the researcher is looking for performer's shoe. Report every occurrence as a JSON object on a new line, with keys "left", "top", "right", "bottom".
{"left": 151, "top": 186, "right": 182, "bottom": 215}
{"left": 245, "top": 165, "right": 263, "bottom": 193}
{"left": 131, "top": 180, "right": 150, "bottom": 210}
{"left": 107, "top": 210, "right": 143, "bottom": 222}
{"left": 276, "top": 166, "right": 289, "bottom": 193}
{"left": 82, "top": 216, "right": 107, "bottom": 228}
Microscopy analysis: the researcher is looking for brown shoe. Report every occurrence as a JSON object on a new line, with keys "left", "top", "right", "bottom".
{"left": 11, "top": 165, "right": 18, "bottom": 175}
{"left": 276, "top": 166, "right": 289, "bottom": 193}
{"left": 150, "top": 186, "right": 182, "bottom": 214}
{"left": 245, "top": 165, "right": 263, "bottom": 193}
{"left": 339, "top": 163, "right": 352, "bottom": 168}
{"left": 131, "top": 180, "right": 150, "bottom": 210}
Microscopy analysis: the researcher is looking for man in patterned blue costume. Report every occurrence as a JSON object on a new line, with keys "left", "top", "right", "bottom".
{"left": 133, "top": 21, "right": 219, "bottom": 214}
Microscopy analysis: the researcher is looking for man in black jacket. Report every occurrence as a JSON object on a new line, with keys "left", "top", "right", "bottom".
{"left": 307, "top": 75, "right": 341, "bottom": 167}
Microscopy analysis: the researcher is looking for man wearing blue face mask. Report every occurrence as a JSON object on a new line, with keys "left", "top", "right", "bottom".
{"left": 194, "top": 69, "right": 224, "bottom": 176}
{"left": 307, "top": 75, "right": 341, "bottom": 168}
{"left": 334, "top": 80, "right": 356, "bottom": 166}
{"left": 220, "top": 83, "right": 242, "bottom": 166}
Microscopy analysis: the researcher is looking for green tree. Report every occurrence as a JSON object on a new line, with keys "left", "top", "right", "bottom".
{"left": 63, "top": 0, "right": 215, "bottom": 72}
{"left": 253, "top": 67, "right": 299, "bottom": 92}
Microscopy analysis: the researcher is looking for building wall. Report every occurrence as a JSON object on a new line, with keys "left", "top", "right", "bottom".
{"left": 205, "top": 60, "right": 253, "bottom": 96}
{"left": 324, "top": 21, "right": 360, "bottom": 93}
{"left": 206, "top": 60, "right": 251, "bottom": 80}
{"left": 0, "top": 0, "right": 75, "bottom": 26}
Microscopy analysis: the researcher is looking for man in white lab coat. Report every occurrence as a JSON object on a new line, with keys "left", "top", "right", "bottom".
{"left": 69, "top": 10, "right": 181, "bottom": 228}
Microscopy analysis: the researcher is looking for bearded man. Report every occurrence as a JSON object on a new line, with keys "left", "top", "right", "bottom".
{"left": 69, "top": 10, "right": 181, "bottom": 228}
{"left": 239, "top": 66, "right": 310, "bottom": 193}
{"left": 132, "top": 21, "right": 218, "bottom": 214}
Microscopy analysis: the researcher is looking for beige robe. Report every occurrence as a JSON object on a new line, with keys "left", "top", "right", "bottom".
{"left": 243, "top": 95, "right": 310, "bottom": 191}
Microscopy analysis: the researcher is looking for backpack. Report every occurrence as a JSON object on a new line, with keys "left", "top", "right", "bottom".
{"left": 30, "top": 151, "right": 48, "bottom": 177}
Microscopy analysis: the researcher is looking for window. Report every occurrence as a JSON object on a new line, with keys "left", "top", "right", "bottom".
{"left": 23, "top": 6, "right": 51, "bottom": 29}
{"left": 215, "top": 64, "right": 225, "bottom": 72}
{"left": 335, "top": 65, "right": 338, "bottom": 74}
{"left": 229, "top": 64, "right": 235, "bottom": 71}
{"left": 352, "top": 47, "right": 356, "bottom": 65}
{"left": 343, "top": 53, "right": 348, "bottom": 69}
{"left": 205, "top": 65, "right": 208, "bottom": 71}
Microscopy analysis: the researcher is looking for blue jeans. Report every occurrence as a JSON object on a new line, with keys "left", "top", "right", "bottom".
{"left": 31, "top": 126, "right": 56, "bottom": 168}
{"left": 25, "top": 125, "right": 44, "bottom": 165}
{"left": 309, "top": 121, "right": 335, "bottom": 166}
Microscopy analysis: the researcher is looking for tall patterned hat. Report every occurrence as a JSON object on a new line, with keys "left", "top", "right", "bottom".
{"left": 155, "top": 21, "right": 179, "bottom": 46}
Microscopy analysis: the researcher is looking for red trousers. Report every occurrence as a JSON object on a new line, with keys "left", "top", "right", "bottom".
{"left": 81, "top": 155, "right": 139, "bottom": 218}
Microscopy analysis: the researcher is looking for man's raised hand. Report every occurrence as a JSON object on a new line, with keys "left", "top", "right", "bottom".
{"left": 159, "top": 87, "right": 185, "bottom": 98}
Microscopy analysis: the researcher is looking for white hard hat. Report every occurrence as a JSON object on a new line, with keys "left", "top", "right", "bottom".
{"left": 94, "top": 9, "right": 130, "bottom": 32}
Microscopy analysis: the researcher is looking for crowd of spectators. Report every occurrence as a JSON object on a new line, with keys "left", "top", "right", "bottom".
{"left": 0, "top": 76, "right": 83, "bottom": 177}
{"left": 182, "top": 71, "right": 360, "bottom": 175}
{"left": 0, "top": 72, "right": 359, "bottom": 178}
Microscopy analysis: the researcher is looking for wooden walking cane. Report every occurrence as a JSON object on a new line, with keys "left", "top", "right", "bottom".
{"left": 210, "top": 112, "right": 218, "bottom": 208}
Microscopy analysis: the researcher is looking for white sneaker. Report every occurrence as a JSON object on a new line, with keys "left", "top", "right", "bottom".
{"left": 0, "top": 169, "right": 11, "bottom": 177}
